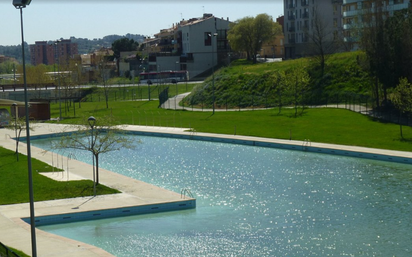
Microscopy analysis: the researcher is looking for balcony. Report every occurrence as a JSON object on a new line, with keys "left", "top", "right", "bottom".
{"left": 288, "top": 15, "right": 296, "bottom": 20}
{"left": 343, "top": 23, "right": 352, "bottom": 30}
{"left": 288, "top": 26, "right": 296, "bottom": 32}
{"left": 301, "top": 0, "right": 308, "bottom": 6}
{"left": 343, "top": 0, "right": 358, "bottom": 4}
{"left": 343, "top": 9, "right": 359, "bottom": 17}
{"left": 302, "top": 12, "right": 309, "bottom": 19}
{"left": 388, "top": 2, "right": 410, "bottom": 11}
{"left": 288, "top": 3, "right": 295, "bottom": 8}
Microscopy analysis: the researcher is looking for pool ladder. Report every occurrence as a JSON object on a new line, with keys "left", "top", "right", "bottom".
{"left": 302, "top": 139, "right": 311, "bottom": 151}
{"left": 181, "top": 188, "right": 194, "bottom": 199}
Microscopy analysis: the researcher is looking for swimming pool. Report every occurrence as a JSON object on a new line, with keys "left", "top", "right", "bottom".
{"left": 32, "top": 135, "right": 412, "bottom": 256}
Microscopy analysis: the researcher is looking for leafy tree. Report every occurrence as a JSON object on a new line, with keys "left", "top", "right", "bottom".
{"left": 359, "top": 1, "right": 412, "bottom": 108}
{"left": 53, "top": 116, "right": 135, "bottom": 186}
{"left": 228, "top": 14, "right": 282, "bottom": 63}
{"left": 389, "top": 78, "right": 412, "bottom": 139}
{"left": 111, "top": 38, "right": 139, "bottom": 75}
{"left": 0, "top": 60, "right": 17, "bottom": 74}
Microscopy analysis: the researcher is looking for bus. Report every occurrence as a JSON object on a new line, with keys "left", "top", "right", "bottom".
{"left": 139, "top": 70, "right": 189, "bottom": 84}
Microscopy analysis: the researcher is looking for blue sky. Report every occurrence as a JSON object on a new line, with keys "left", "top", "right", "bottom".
{"left": 0, "top": 0, "right": 283, "bottom": 46}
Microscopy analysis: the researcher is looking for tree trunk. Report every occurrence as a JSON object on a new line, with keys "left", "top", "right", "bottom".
{"left": 375, "top": 77, "right": 380, "bottom": 108}
{"left": 95, "top": 154, "right": 99, "bottom": 185}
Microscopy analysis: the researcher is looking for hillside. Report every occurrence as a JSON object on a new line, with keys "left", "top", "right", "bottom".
{"left": 183, "top": 51, "right": 372, "bottom": 109}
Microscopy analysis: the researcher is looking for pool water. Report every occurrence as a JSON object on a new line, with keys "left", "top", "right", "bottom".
{"left": 32, "top": 135, "right": 412, "bottom": 256}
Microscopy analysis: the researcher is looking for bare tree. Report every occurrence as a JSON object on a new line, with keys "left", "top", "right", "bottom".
{"left": 53, "top": 116, "right": 135, "bottom": 185}
{"left": 284, "top": 66, "right": 310, "bottom": 117}
{"left": 307, "top": 6, "right": 339, "bottom": 77}
{"left": 5, "top": 116, "right": 35, "bottom": 161}
{"left": 95, "top": 55, "right": 112, "bottom": 109}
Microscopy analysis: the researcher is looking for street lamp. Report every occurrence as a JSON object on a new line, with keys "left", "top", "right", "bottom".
{"left": 12, "top": 1, "right": 36, "bottom": 256}
{"left": 88, "top": 116, "right": 96, "bottom": 196}
{"left": 12, "top": 103, "right": 18, "bottom": 161}
{"left": 209, "top": 32, "right": 218, "bottom": 114}
{"left": 54, "top": 40, "right": 62, "bottom": 121}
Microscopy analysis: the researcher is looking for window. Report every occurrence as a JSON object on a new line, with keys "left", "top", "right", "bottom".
{"left": 204, "top": 32, "right": 212, "bottom": 46}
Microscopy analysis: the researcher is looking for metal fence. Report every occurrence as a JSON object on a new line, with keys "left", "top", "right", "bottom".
{"left": 0, "top": 242, "right": 20, "bottom": 257}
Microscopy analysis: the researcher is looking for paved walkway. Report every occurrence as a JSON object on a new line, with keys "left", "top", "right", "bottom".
{"left": 160, "top": 93, "right": 373, "bottom": 114}
{"left": 1, "top": 123, "right": 411, "bottom": 256}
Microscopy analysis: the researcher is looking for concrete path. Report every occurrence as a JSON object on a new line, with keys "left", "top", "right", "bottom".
{"left": 1, "top": 123, "right": 411, "bottom": 256}
{"left": 160, "top": 92, "right": 373, "bottom": 115}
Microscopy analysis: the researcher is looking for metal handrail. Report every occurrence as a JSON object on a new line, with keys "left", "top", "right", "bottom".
{"left": 181, "top": 188, "right": 194, "bottom": 199}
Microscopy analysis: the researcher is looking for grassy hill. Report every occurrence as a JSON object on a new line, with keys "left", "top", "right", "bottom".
{"left": 183, "top": 51, "right": 372, "bottom": 108}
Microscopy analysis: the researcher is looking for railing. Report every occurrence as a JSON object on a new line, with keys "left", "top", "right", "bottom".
{"left": 302, "top": 139, "right": 311, "bottom": 150}
{"left": 0, "top": 242, "right": 21, "bottom": 257}
{"left": 181, "top": 188, "right": 194, "bottom": 199}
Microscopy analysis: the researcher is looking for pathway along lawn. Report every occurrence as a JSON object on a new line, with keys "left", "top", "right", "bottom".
{"left": 0, "top": 147, "right": 120, "bottom": 205}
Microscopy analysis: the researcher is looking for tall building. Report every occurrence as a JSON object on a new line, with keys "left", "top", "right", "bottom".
{"left": 342, "top": 0, "right": 411, "bottom": 49}
{"left": 284, "top": 0, "right": 343, "bottom": 59}
{"left": 30, "top": 39, "right": 78, "bottom": 66}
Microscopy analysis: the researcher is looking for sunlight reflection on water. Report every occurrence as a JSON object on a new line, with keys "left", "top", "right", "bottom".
{"left": 33, "top": 135, "right": 412, "bottom": 256}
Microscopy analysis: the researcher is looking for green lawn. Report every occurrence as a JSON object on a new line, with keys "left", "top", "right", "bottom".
{"left": 0, "top": 147, "right": 120, "bottom": 205}
{"left": 43, "top": 98, "right": 412, "bottom": 152}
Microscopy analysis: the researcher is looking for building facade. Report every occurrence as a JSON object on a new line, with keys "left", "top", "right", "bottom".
{"left": 140, "top": 14, "right": 231, "bottom": 80}
{"left": 342, "top": 0, "right": 411, "bottom": 49}
{"left": 284, "top": 0, "right": 343, "bottom": 59}
{"left": 30, "top": 39, "right": 78, "bottom": 66}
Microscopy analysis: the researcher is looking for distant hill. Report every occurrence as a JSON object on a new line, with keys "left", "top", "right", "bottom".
{"left": 0, "top": 33, "right": 144, "bottom": 63}
{"left": 70, "top": 33, "right": 145, "bottom": 54}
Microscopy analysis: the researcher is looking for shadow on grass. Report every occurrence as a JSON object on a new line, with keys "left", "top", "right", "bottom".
{"left": 393, "top": 137, "right": 412, "bottom": 144}
{"left": 367, "top": 115, "right": 394, "bottom": 124}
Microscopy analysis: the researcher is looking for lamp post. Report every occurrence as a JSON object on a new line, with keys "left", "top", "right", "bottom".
{"left": 88, "top": 116, "right": 96, "bottom": 196}
{"left": 210, "top": 32, "right": 218, "bottom": 114}
{"left": 54, "top": 40, "right": 62, "bottom": 121}
{"left": 12, "top": 103, "right": 18, "bottom": 161}
{"left": 12, "top": 1, "right": 36, "bottom": 256}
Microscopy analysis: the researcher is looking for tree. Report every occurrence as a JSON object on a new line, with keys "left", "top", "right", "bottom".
{"left": 96, "top": 58, "right": 112, "bottom": 109}
{"left": 111, "top": 38, "right": 139, "bottom": 74}
{"left": 5, "top": 116, "right": 34, "bottom": 161}
{"left": 359, "top": 1, "right": 412, "bottom": 108}
{"left": 284, "top": 66, "right": 310, "bottom": 117}
{"left": 228, "top": 14, "right": 282, "bottom": 63}
{"left": 308, "top": 6, "right": 339, "bottom": 77}
{"left": 53, "top": 116, "right": 135, "bottom": 185}
{"left": 389, "top": 78, "right": 412, "bottom": 139}
{"left": 270, "top": 71, "right": 286, "bottom": 114}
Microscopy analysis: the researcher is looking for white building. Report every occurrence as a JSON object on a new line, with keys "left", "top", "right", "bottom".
{"left": 141, "top": 14, "right": 231, "bottom": 80}
{"left": 342, "top": 0, "right": 411, "bottom": 49}
{"left": 284, "top": 0, "right": 343, "bottom": 59}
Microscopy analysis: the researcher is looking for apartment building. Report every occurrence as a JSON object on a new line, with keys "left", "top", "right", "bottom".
{"left": 30, "top": 39, "right": 78, "bottom": 66}
{"left": 284, "top": 0, "right": 343, "bottom": 59}
{"left": 342, "top": 0, "right": 411, "bottom": 49}
{"left": 140, "top": 14, "right": 231, "bottom": 79}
